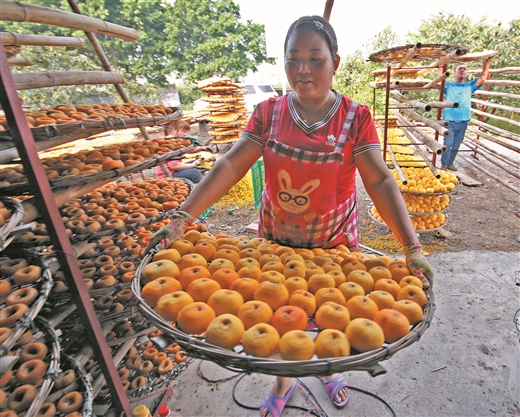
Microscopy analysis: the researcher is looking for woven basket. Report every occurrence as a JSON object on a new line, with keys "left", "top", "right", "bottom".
{"left": 369, "top": 44, "right": 468, "bottom": 63}
{"left": 0, "top": 256, "right": 54, "bottom": 355}
{"left": 23, "top": 316, "right": 61, "bottom": 417}
{"left": 368, "top": 206, "right": 447, "bottom": 235}
{"left": 0, "top": 196, "right": 24, "bottom": 251}
{"left": 0, "top": 141, "right": 198, "bottom": 196}
{"left": 131, "top": 251, "right": 435, "bottom": 377}
{"left": 0, "top": 110, "right": 183, "bottom": 143}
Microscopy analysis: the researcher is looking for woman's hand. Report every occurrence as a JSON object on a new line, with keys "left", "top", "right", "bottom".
{"left": 403, "top": 242, "right": 434, "bottom": 288}
{"left": 144, "top": 211, "right": 193, "bottom": 254}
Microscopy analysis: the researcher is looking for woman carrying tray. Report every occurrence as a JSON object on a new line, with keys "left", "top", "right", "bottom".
{"left": 148, "top": 15, "right": 434, "bottom": 417}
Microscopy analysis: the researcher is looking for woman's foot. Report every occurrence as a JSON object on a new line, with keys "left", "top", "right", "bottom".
{"left": 259, "top": 377, "right": 295, "bottom": 417}
{"left": 319, "top": 373, "right": 349, "bottom": 408}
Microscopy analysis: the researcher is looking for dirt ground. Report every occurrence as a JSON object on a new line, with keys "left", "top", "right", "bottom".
{"left": 200, "top": 150, "right": 519, "bottom": 255}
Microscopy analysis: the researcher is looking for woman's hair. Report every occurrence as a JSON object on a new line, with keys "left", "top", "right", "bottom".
{"left": 284, "top": 15, "right": 338, "bottom": 57}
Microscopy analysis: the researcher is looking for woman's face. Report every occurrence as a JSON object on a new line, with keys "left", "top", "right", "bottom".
{"left": 284, "top": 28, "right": 339, "bottom": 100}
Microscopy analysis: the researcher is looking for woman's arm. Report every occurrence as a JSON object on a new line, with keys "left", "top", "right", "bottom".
{"left": 355, "top": 149, "right": 418, "bottom": 246}
{"left": 180, "top": 137, "right": 264, "bottom": 218}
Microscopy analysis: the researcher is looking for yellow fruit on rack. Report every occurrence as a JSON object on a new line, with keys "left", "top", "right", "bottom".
{"left": 176, "top": 301, "right": 216, "bottom": 335}
{"left": 242, "top": 323, "right": 280, "bottom": 357}
{"left": 315, "top": 328, "right": 350, "bottom": 358}
{"left": 141, "top": 260, "right": 180, "bottom": 284}
{"left": 346, "top": 295, "right": 379, "bottom": 320}
{"left": 254, "top": 281, "right": 289, "bottom": 310}
{"left": 279, "top": 330, "right": 315, "bottom": 360}
{"left": 373, "top": 308, "right": 411, "bottom": 343}
{"left": 156, "top": 291, "right": 194, "bottom": 322}
{"left": 207, "top": 289, "right": 244, "bottom": 316}
{"left": 237, "top": 300, "right": 273, "bottom": 329}
{"left": 315, "top": 301, "right": 350, "bottom": 330}
{"left": 205, "top": 314, "right": 244, "bottom": 350}
{"left": 142, "top": 277, "right": 182, "bottom": 307}
{"left": 392, "top": 299, "right": 424, "bottom": 325}
{"left": 288, "top": 289, "right": 317, "bottom": 317}
{"left": 346, "top": 318, "right": 385, "bottom": 352}
{"left": 396, "top": 285, "right": 427, "bottom": 307}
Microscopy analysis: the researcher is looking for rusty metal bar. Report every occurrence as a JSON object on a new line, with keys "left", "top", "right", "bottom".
{"left": 0, "top": 43, "right": 132, "bottom": 417}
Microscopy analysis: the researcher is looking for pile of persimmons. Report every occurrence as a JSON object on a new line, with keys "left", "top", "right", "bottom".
{"left": 139, "top": 230, "right": 428, "bottom": 361}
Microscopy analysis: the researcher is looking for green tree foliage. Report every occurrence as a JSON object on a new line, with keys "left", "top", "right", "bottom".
{"left": 334, "top": 27, "right": 401, "bottom": 114}
{"left": 2, "top": 0, "right": 273, "bottom": 107}
{"left": 333, "top": 14, "right": 519, "bottom": 116}
{"left": 165, "top": 0, "right": 274, "bottom": 82}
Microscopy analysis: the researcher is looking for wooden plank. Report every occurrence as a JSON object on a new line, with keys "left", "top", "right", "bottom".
{"left": 455, "top": 170, "right": 483, "bottom": 187}
{"left": 0, "top": 2, "right": 138, "bottom": 42}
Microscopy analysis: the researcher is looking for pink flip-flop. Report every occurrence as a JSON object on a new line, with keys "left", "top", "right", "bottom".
{"left": 258, "top": 379, "right": 297, "bottom": 417}
{"left": 319, "top": 374, "right": 350, "bottom": 408}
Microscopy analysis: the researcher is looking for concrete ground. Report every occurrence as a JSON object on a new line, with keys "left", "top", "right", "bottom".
{"left": 162, "top": 251, "right": 519, "bottom": 417}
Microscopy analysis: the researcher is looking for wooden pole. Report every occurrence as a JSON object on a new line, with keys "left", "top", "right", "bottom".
{"left": 1, "top": 32, "right": 85, "bottom": 47}
{"left": 484, "top": 79, "right": 520, "bottom": 88}
{"left": 422, "top": 71, "right": 450, "bottom": 89}
{"left": 7, "top": 57, "right": 31, "bottom": 66}
{"left": 390, "top": 43, "right": 421, "bottom": 75}
{"left": 471, "top": 108, "right": 520, "bottom": 129}
{"left": 323, "top": 0, "right": 334, "bottom": 20}
{"left": 466, "top": 137, "right": 519, "bottom": 169}
{"left": 376, "top": 121, "right": 407, "bottom": 184}
{"left": 466, "top": 126, "right": 520, "bottom": 153}
{"left": 459, "top": 155, "right": 519, "bottom": 194}
{"left": 12, "top": 71, "right": 124, "bottom": 90}
{"left": 0, "top": 2, "right": 138, "bottom": 42}
{"left": 426, "top": 100, "right": 459, "bottom": 109}
{"left": 391, "top": 109, "right": 446, "bottom": 154}
{"left": 470, "top": 119, "right": 520, "bottom": 142}
{"left": 473, "top": 89, "right": 520, "bottom": 101}
{"left": 66, "top": 0, "right": 150, "bottom": 140}
{"left": 472, "top": 98, "right": 520, "bottom": 115}
{"left": 391, "top": 90, "right": 431, "bottom": 112}
{"left": 415, "top": 49, "right": 465, "bottom": 77}
{"left": 391, "top": 99, "right": 450, "bottom": 136}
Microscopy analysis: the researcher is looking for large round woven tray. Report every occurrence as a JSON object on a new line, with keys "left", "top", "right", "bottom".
{"left": 0, "top": 141, "right": 197, "bottom": 196}
{"left": 369, "top": 44, "right": 468, "bottom": 63}
{"left": 131, "top": 252, "right": 435, "bottom": 377}
{"left": 368, "top": 207, "right": 447, "bottom": 234}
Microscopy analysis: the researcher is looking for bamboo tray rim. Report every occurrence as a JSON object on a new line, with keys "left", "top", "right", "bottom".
{"left": 369, "top": 43, "right": 469, "bottom": 63}
{"left": 131, "top": 251, "right": 435, "bottom": 377}
{"left": 0, "top": 141, "right": 197, "bottom": 196}
{"left": 0, "top": 109, "right": 183, "bottom": 142}
{"left": 368, "top": 206, "right": 447, "bottom": 234}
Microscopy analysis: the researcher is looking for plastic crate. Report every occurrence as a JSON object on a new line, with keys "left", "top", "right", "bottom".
{"left": 251, "top": 158, "right": 265, "bottom": 210}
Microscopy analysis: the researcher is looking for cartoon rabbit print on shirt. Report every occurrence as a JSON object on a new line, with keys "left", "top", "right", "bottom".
{"left": 273, "top": 170, "right": 320, "bottom": 242}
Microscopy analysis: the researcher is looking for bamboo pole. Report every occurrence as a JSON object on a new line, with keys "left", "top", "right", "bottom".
{"left": 376, "top": 121, "right": 407, "bottom": 184}
{"left": 415, "top": 49, "right": 465, "bottom": 77}
{"left": 472, "top": 98, "right": 520, "bottom": 114}
{"left": 466, "top": 137, "right": 519, "bottom": 168}
{"left": 66, "top": 0, "right": 150, "bottom": 141}
{"left": 467, "top": 126, "right": 520, "bottom": 153}
{"left": 0, "top": 2, "right": 138, "bottom": 42}
{"left": 473, "top": 89, "right": 520, "bottom": 101}
{"left": 7, "top": 57, "right": 31, "bottom": 66}
{"left": 484, "top": 79, "right": 520, "bottom": 88}
{"left": 391, "top": 43, "right": 421, "bottom": 74}
{"left": 471, "top": 108, "right": 520, "bottom": 129}
{"left": 459, "top": 155, "right": 519, "bottom": 195}
{"left": 391, "top": 109, "right": 446, "bottom": 154}
{"left": 422, "top": 72, "right": 450, "bottom": 89}
{"left": 468, "top": 66, "right": 520, "bottom": 75}
{"left": 391, "top": 90, "right": 431, "bottom": 111}
{"left": 12, "top": 71, "right": 124, "bottom": 90}
{"left": 390, "top": 99, "right": 450, "bottom": 136}
{"left": 425, "top": 100, "right": 458, "bottom": 109}
{"left": 470, "top": 119, "right": 520, "bottom": 142}
{"left": 1, "top": 32, "right": 85, "bottom": 47}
